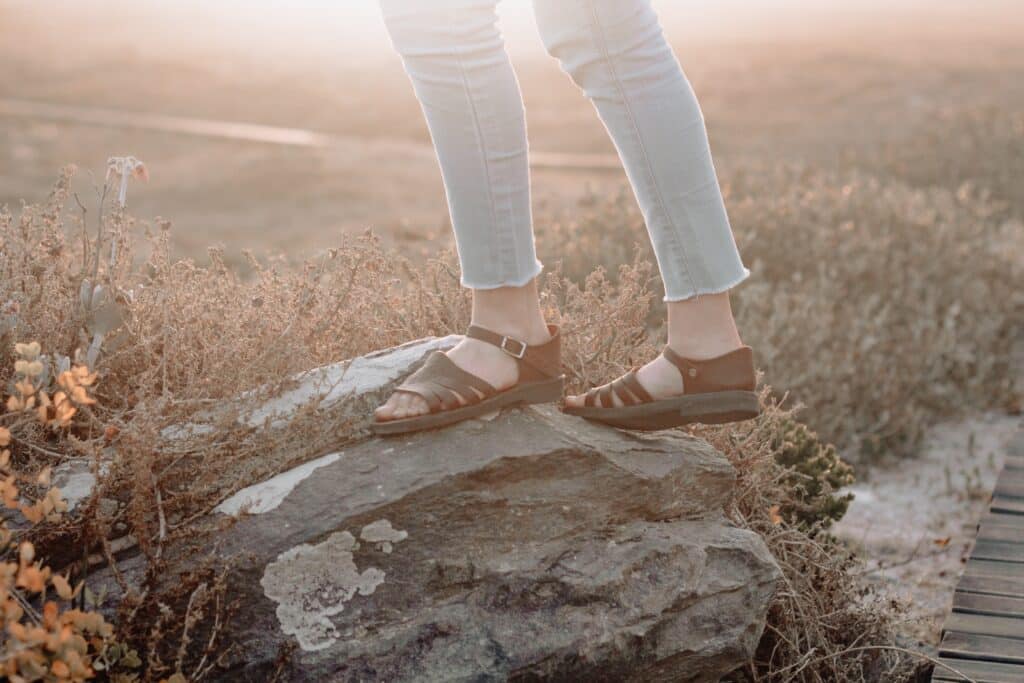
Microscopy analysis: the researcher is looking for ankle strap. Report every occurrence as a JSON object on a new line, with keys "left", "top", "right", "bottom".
{"left": 465, "top": 323, "right": 562, "bottom": 380}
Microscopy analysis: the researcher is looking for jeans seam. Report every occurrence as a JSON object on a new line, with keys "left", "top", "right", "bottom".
{"left": 584, "top": 0, "right": 698, "bottom": 294}
{"left": 451, "top": 12, "right": 506, "bottom": 282}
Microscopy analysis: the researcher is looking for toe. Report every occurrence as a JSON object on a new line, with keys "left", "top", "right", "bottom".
{"left": 564, "top": 392, "right": 585, "bottom": 408}
{"left": 374, "top": 393, "right": 400, "bottom": 421}
{"left": 408, "top": 395, "right": 429, "bottom": 417}
{"left": 393, "top": 393, "right": 413, "bottom": 419}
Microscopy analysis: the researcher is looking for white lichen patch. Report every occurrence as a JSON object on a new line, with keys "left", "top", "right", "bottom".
{"left": 261, "top": 531, "right": 385, "bottom": 651}
{"left": 216, "top": 452, "right": 341, "bottom": 516}
{"left": 359, "top": 519, "right": 408, "bottom": 554}
{"left": 52, "top": 458, "right": 109, "bottom": 512}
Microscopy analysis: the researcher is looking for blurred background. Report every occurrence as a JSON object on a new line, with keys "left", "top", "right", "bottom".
{"left": 3, "top": 0, "right": 1023, "bottom": 266}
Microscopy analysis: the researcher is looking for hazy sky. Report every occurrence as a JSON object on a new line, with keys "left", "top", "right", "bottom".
{"left": 155, "top": 0, "right": 1018, "bottom": 53}
{"left": 9, "top": 0, "right": 1020, "bottom": 64}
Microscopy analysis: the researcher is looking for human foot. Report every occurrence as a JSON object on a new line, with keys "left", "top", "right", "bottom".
{"left": 563, "top": 291, "right": 757, "bottom": 429}
{"left": 371, "top": 322, "right": 564, "bottom": 436}
{"left": 374, "top": 324, "right": 553, "bottom": 422}
{"left": 563, "top": 341, "right": 744, "bottom": 409}
{"left": 566, "top": 289, "right": 744, "bottom": 409}
{"left": 561, "top": 343, "right": 758, "bottom": 430}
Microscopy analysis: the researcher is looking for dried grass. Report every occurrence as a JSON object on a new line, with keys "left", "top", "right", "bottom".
{"left": 534, "top": 165, "right": 1023, "bottom": 458}
{"left": 2, "top": 108, "right": 1020, "bottom": 678}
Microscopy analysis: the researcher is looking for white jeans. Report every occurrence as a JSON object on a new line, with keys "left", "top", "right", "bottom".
{"left": 380, "top": 0, "right": 749, "bottom": 301}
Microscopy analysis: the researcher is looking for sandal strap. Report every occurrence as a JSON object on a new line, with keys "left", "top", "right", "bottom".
{"left": 661, "top": 345, "right": 756, "bottom": 394}
{"left": 465, "top": 323, "right": 562, "bottom": 381}
{"left": 394, "top": 352, "right": 498, "bottom": 414}
{"left": 578, "top": 347, "right": 756, "bottom": 410}
{"left": 610, "top": 377, "right": 635, "bottom": 406}
{"left": 662, "top": 346, "right": 697, "bottom": 386}
{"left": 619, "top": 370, "right": 653, "bottom": 404}
{"left": 582, "top": 368, "right": 652, "bottom": 408}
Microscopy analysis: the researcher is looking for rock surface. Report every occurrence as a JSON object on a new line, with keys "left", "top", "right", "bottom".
{"left": 113, "top": 339, "right": 781, "bottom": 681}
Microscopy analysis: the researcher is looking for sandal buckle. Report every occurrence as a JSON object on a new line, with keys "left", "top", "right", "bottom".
{"left": 500, "top": 335, "right": 527, "bottom": 359}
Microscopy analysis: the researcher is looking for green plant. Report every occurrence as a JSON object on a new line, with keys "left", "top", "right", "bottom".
{"left": 769, "top": 417, "right": 854, "bottom": 529}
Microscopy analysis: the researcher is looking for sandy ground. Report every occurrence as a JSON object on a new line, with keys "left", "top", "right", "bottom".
{"left": 833, "top": 413, "right": 1023, "bottom": 645}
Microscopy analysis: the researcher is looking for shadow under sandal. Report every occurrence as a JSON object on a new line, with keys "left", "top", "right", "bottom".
{"left": 371, "top": 324, "right": 564, "bottom": 436}
{"left": 562, "top": 345, "right": 760, "bottom": 431}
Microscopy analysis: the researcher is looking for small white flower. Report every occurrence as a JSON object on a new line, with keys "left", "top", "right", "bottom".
{"left": 106, "top": 156, "right": 149, "bottom": 207}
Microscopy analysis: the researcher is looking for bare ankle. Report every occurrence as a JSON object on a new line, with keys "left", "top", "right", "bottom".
{"left": 665, "top": 291, "right": 744, "bottom": 360}
{"left": 666, "top": 332, "right": 743, "bottom": 360}
{"left": 470, "top": 280, "right": 550, "bottom": 345}
{"left": 470, "top": 316, "right": 551, "bottom": 346}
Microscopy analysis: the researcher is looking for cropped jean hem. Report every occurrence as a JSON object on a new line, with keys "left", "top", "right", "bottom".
{"left": 662, "top": 265, "right": 750, "bottom": 302}
{"left": 460, "top": 259, "right": 545, "bottom": 291}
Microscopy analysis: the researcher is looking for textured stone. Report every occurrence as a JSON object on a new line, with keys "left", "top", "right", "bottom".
{"left": 104, "top": 338, "right": 780, "bottom": 681}
{"left": 52, "top": 459, "right": 97, "bottom": 512}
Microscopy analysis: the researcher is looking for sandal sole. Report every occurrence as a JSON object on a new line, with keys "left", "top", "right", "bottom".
{"left": 562, "top": 390, "right": 760, "bottom": 431}
{"left": 371, "top": 376, "right": 565, "bottom": 436}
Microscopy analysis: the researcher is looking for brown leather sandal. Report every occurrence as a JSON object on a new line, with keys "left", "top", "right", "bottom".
{"left": 562, "top": 345, "right": 760, "bottom": 430}
{"left": 371, "top": 323, "right": 564, "bottom": 436}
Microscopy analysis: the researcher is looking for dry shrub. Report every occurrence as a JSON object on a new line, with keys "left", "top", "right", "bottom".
{"left": 4, "top": 133, "right": 1019, "bottom": 679}
{"left": 697, "top": 401, "right": 918, "bottom": 682}
{"left": 535, "top": 165, "right": 1023, "bottom": 457}
{"left": 543, "top": 253, "right": 661, "bottom": 393}
{"left": 0, "top": 344, "right": 143, "bottom": 682}
{"left": 3, "top": 167, "right": 667, "bottom": 679}
{"left": 860, "top": 106, "right": 1024, "bottom": 216}
{"left": 730, "top": 166, "right": 1022, "bottom": 457}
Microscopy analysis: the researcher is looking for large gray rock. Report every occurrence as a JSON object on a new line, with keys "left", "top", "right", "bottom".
{"left": 100, "top": 338, "right": 780, "bottom": 681}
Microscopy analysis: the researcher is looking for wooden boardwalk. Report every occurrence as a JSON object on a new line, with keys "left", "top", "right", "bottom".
{"left": 932, "top": 427, "right": 1024, "bottom": 683}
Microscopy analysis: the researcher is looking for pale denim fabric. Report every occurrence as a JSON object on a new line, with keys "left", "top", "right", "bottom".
{"left": 380, "top": 0, "right": 750, "bottom": 301}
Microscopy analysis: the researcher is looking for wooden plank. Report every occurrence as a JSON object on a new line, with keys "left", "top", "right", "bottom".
{"left": 932, "top": 435, "right": 1024, "bottom": 683}
{"left": 994, "top": 479, "right": 1024, "bottom": 500}
{"left": 1008, "top": 435, "right": 1024, "bottom": 459}
{"left": 964, "top": 559, "right": 1024, "bottom": 581}
{"left": 932, "top": 656, "right": 1024, "bottom": 682}
{"left": 943, "top": 612, "right": 1024, "bottom": 640}
{"left": 979, "top": 512, "right": 1024, "bottom": 532}
{"left": 971, "top": 539, "right": 1024, "bottom": 563}
{"left": 957, "top": 574, "right": 1024, "bottom": 599}
{"left": 991, "top": 496, "right": 1024, "bottom": 515}
{"left": 940, "top": 630, "right": 1024, "bottom": 664}
{"left": 953, "top": 590, "right": 1024, "bottom": 618}
{"left": 977, "top": 523, "right": 1024, "bottom": 544}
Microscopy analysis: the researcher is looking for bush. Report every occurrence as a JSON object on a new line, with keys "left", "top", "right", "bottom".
{"left": 698, "top": 400, "right": 915, "bottom": 682}
{"left": 0, "top": 344, "right": 142, "bottom": 682}
{"left": 769, "top": 417, "right": 854, "bottom": 529}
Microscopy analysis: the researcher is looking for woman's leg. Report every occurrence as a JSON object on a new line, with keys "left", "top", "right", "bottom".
{"left": 376, "top": 0, "right": 550, "bottom": 421}
{"left": 532, "top": 0, "right": 750, "bottom": 406}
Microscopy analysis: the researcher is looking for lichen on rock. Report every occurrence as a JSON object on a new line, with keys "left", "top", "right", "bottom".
{"left": 260, "top": 531, "right": 386, "bottom": 651}
{"left": 359, "top": 519, "right": 408, "bottom": 554}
